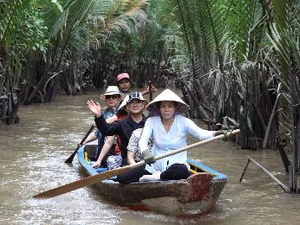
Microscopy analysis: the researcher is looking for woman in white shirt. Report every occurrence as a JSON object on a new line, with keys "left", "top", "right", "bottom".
{"left": 117, "top": 89, "right": 219, "bottom": 184}
{"left": 139, "top": 89, "right": 217, "bottom": 182}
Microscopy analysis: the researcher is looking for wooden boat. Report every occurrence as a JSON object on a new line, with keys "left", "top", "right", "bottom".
{"left": 77, "top": 144, "right": 227, "bottom": 217}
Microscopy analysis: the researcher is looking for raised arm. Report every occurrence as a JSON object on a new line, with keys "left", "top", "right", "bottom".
{"left": 87, "top": 100, "right": 120, "bottom": 136}
{"left": 87, "top": 100, "right": 102, "bottom": 117}
{"left": 141, "top": 83, "right": 157, "bottom": 95}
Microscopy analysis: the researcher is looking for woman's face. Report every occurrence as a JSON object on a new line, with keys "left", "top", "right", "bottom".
{"left": 159, "top": 101, "right": 176, "bottom": 120}
{"left": 118, "top": 79, "right": 131, "bottom": 93}
{"left": 104, "top": 94, "right": 121, "bottom": 108}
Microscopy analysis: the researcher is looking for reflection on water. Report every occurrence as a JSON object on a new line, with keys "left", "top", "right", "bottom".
{"left": 0, "top": 90, "right": 299, "bottom": 225}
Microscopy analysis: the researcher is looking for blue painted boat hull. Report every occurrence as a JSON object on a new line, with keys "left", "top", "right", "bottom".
{"left": 77, "top": 145, "right": 227, "bottom": 217}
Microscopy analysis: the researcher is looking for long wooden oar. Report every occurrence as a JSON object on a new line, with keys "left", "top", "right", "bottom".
{"left": 34, "top": 129, "right": 240, "bottom": 199}
{"left": 65, "top": 125, "right": 94, "bottom": 163}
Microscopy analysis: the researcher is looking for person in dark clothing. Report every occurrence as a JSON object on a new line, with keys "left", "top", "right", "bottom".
{"left": 87, "top": 92, "right": 148, "bottom": 165}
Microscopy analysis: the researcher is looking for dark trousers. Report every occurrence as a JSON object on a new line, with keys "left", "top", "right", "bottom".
{"left": 161, "top": 163, "right": 190, "bottom": 180}
{"left": 117, "top": 166, "right": 150, "bottom": 184}
{"left": 117, "top": 163, "right": 190, "bottom": 184}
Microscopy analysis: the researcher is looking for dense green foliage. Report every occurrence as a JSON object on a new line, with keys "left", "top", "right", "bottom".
{"left": 1, "top": 0, "right": 300, "bottom": 192}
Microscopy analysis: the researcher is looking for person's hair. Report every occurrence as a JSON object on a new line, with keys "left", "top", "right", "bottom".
{"left": 117, "top": 78, "right": 130, "bottom": 84}
{"left": 157, "top": 101, "right": 177, "bottom": 108}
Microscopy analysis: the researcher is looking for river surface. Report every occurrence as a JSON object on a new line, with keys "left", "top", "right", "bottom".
{"left": 0, "top": 90, "right": 299, "bottom": 225}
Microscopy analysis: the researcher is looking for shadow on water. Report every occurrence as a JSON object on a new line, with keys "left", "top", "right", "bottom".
{"left": 0, "top": 90, "right": 299, "bottom": 225}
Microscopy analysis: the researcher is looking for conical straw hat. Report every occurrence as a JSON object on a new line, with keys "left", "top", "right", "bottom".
{"left": 146, "top": 89, "right": 190, "bottom": 116}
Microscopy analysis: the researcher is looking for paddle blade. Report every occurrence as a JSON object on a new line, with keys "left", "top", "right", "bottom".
{"left": 33, "top": 162, "right": 144, "bottom": 199}
{"left": 65, "top": 125, "right": 94, "bottom": 164}
{"left": 64, "top": 147, "right": 79, "bottom": 163}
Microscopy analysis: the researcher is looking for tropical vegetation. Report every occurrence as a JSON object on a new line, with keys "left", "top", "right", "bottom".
{"left": 1, "top": 0, "right": 299, "bottom": 191}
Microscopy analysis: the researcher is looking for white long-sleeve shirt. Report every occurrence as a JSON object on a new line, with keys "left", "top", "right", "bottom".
{"left": 139, "top": 115, "right": 215, "bottom": 173}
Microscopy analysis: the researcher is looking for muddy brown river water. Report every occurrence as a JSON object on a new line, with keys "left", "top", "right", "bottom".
{"left": 0, "top": 90, "right": 299, "bottom": 225}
